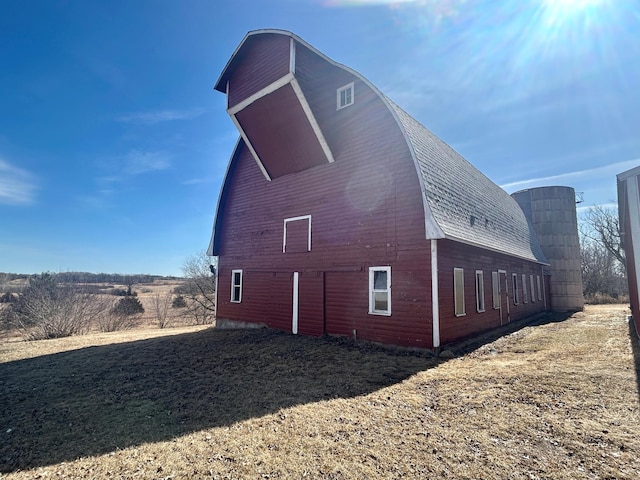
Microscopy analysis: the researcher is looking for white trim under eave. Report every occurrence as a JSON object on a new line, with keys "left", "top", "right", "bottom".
{"left": 228, "top": 72, "right": 295, "bottom": 115}
{"left": 290, "top": 37, "right": 296, "bottom": 74}
{"left": 289, "top": 77, "right": 335, "bottom": 164}
{"left": 431, "top": 239, "right": 440, "bottom": 348}
{"left": 229, "top": 113, "right": 272, "bottom": 181}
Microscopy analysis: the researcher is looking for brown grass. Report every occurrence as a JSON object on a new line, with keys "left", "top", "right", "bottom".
{"left": 1, "top": 305, "right": 639, "bottom": 479}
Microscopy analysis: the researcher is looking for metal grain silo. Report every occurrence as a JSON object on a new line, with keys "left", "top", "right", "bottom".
{"left": 512, "top": 186, "right": 584, "bottom": 311}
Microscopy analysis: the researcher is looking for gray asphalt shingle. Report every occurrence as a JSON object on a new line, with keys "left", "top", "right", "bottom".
{"left": 389, "top": 100, "right": 548, "bottom": 264}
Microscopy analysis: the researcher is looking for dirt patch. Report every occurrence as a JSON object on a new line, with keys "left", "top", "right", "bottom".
{"left": 1, "top": 304, "right": 638, "bottom": 479}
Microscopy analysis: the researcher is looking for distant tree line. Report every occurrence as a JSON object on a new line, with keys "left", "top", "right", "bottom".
{"left": 0, "top": 271, "right": 180, "bottom": 285}
{"left": 0, "top": 253, "right": 216, "bottom": 340}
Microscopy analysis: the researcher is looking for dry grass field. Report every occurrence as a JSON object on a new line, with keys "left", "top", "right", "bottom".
{"left": 1, "top": 304, "right": 639, "bottom": 479}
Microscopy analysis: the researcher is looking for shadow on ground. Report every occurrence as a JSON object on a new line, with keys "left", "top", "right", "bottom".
{"left": 0, "top": 311, "right": 574, "bottom": 473}
{"left": 0, "top": 328, "right": 435, "bottom": 472}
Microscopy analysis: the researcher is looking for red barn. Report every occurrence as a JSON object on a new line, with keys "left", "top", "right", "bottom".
{"left": 207, "top": 29, "right": 555, "bottom": 349}
{"left": 618, "top": 165, "right": 640, "bottom": 337}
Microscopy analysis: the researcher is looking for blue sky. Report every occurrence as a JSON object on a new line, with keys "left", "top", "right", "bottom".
{"left": 1, "top": 0, "right": 639, "bottom": 276}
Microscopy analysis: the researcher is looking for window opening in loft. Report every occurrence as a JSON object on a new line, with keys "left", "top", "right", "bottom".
{"left": 231, "top": 269, "right": 243, "bottom": 303}
{"left": 369, "top": 266, "right": 391, "bottom": 315}
{"left": 283, "top": 215, "right": 311, "bottom": 253}
{"left": 454, "top": 268, "right": 465, "bottom": 316}
{"left": 337, "top": 82, "right": 354, "bottom": 110}
{"left": 476, "top": 270, "right": 485, "bottom": 313}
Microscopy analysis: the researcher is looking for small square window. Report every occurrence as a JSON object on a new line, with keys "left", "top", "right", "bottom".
{"left": 337, "top": 82, "right": 354, "bottom": 110}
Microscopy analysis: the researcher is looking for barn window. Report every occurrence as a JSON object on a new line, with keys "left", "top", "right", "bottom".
{"left": 337, "top": 82, "right": 354, "bottom": 110}
{"left": 369, "top": 266, "right": 391, "bottom": 315}
{"left": 537, "top": 275, "right": 542, "bottom": 301}
{"left": 512, "top": 274, "right": 519, "bottom": 305}
{"left": 522, "top": 274, "right": 528, "bottom": 303}
{"left": 530, "top": 274, "right": 536, "bottom": 303}
{"left": 231, "top": 269, "right": 243, "bottom": 303}
{"left": 476, "top": 270, "right": 485, "bottom": 313}
{"left": 454, "top": 268, "right": 465, "bottom": 316}
{"left": 283, "top": 215, "right": 311, "bottom": 253}
{"left": 492, "top": 271, "right": 500, "bottom": 309}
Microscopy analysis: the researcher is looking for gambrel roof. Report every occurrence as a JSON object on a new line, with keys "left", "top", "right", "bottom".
{"left": 209, "top": 29, "right": 548, "bottom": 264}
{"left": 389, "top": 101, "right": 548, "bottom": 263}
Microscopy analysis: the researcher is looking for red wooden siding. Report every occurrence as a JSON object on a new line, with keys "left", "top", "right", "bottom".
{"left": 227, "top": 34, "right": 291, "bottom": 108}
{"left": 234, "top": 84, "right": 327, "bottom": 179}
{"left": 437, "top": 239, "right": 547, "bottom": 344}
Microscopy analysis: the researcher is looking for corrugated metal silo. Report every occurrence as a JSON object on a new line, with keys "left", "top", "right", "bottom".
{"left": 512, "top": 186, "right": 584, "bottom": 311}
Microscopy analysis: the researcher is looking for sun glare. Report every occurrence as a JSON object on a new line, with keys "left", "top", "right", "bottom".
{"left": 541, "top": 0, "right": 605, "bottom": 25}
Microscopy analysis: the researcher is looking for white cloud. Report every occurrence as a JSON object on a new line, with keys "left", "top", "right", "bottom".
{"left": 500, "top": 158, "right": 640, "bottom": 192}
{"left": 181, "top": 178, "right": 210, "bottom": 185}
{"left": 0, "top": 158, "right": 37, "bottom": 205}
{"left": 117, "top": 108, "right": 206, "bottom": 125}
{"left": 123, "top": 150, "right": 171, "bottom": 175}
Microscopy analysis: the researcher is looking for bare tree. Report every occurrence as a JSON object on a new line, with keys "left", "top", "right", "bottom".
{"left": 180, "top": 251, "right": 216, "bottom": 325}
{"left": 579, "top": 205, "right": 627, "bottom": 301}
{"left": 580, "top": 205, "right": 625, "bottom": 269}
{"left": 151, "top": 292, "right": 173, "bottom": 329}
{"left": 0, "top": 273, "right": 111, "bottom": 340}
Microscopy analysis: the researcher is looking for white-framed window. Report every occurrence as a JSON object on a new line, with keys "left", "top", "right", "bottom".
{"left": 283, "top": 215, "right": 312, "bottom": 253}
{"left": 492, "top": 271, "right": 500, "bottom": 309}
{"left": 537, "top": 275, "right": 543, "bottom": 301}
{"left": 231, "top": 269, "right": 243, "bottom": 303}
{"left": 530, "top": 274, "right": 536, "bottom": 303}
{"left": 476, "top": 270, "right": 485, "bottom": 313}
{"left": 337, "top": 82, "right": 354, "bottom": 110}
{"left": 522, "top": 274, "right": 528, "bottom": 303}
{"left": 512, "top": 273, "right": 519, "bottom": 305}
{"left": 369, "top": 266, "right": 391, "bottom": 315}
{"left": 454, "top": 268, "right": 465, "bottom": 316}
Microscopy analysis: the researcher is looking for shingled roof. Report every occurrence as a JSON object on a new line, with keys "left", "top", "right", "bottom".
{"left": 388, "top": 100, "right": 547, "bottom": 264}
